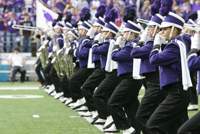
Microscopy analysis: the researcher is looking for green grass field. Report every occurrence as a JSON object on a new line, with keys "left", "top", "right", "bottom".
{"left": 0, "top": 82, "right": 199, "bottom": 134}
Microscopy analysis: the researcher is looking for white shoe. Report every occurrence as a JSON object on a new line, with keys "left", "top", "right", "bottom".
{"left": 103, "top": 115, "right": 114, "bottom": 130}
{"left": 76, "top": 106, "right": 88, "bottom": 112}
{"left": 80, "top": 111, "right": 93, "bottom": 117}
{"left": 187, "top": 105, "right": 198, "bottom": 111}
{"left": 65, "top": 98, "right": 73, "bottom": 106}
{"left": 92, "top": 111, "right": 98, "bottom": 119}
{"left": 68, "top": 102, "right": 75, "bottom": 107}
{"left": 123, "top": 127, "right": 136, "bottom": 134}
{"left": 72, "top": 98, "right": 86, "bottom": 110}
{"left": 50, "top": 91, "right": 56, "bottom": 96}
{"left": 47, "top": 85, "right": 55, "bottom": 94}
{"left": 93, "top": 118, "right": 106, "bottom": 125}
{"left": 59, "top": 97, "right": 67, "bottom": 103}
{"left": 54, "top": 92, "right": 64, "bottom": 99}
{"left": 103, "top": 124, "right": 120, "bottom": 133}
{"left": 44, "top": 85, "right": 50, "bottom": 92}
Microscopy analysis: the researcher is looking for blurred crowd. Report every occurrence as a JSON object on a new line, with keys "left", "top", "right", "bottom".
{"left": 0, "top": 0, "right": 200, "bottom": 53}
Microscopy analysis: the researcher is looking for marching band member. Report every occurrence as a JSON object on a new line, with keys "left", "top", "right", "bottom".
{"left": 91, "top": 9, "right": 120, "bottom": 130}
{"left": 48, "top": 22, "right": 65, "bottom": 99}
{"left": 177, "top": 32, "right": 200, "bottom": 134}
{"left": 182, "top": 19, "right": 199, "bottom": 111}
{"left": 68, "top": 21, "right": 94, "bottom": 110}
{"left": 107, "top": 5, "right": 142, "bottom": 134}
{"left": 131, "top": 1, "right": 166, "bottom": 133}
{"left": 58, "top": 20, "right": 73, "bottom": 103}
{"left": 147, "top": 11, "right": 192, "bottom": 134}
{"left": 63, "top": 29, "right": 80, "bottom": 106}
{"left": 79, "top": 4, "right": 107, "bottom": 118}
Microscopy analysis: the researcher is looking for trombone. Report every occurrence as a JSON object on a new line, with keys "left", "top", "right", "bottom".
{"left": 137, "top": 19, "right": 149, "bottom": 24}
{"left": 12, "top": 24, "right": 47, "bottom": 32}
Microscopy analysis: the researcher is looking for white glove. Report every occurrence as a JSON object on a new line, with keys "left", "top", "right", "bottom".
{"left": 65, "top": 47, "right": 71, "bottom": 55}
{"left": 153, "top": 32, "right": 165, "bottom": 46}
{"left": 115, "top": 36, "right": 122, "bottom": 45}
{"left": 43, "top": 40, "right": 49, "bottom": 46}
{"left": 191, "top": 33, "right": 200, "bottom": 49}
{"left": 86, "top": 27, "right": 95, "bottom": 39}
{"left": 99, "top": 35, "right": 104, "bottom": 44}
{"left": 139, "top": 28, "right": 151, "bottom": 43}
{"left": 94, "top": 33, "right": 101, "bottom": 41}
{"left": 53, "top": 46, "right": 57, "bottom": 52}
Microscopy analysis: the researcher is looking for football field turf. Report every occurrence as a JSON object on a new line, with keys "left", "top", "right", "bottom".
{"left": 0, "top": 82, "right": 199, "bottom": 134}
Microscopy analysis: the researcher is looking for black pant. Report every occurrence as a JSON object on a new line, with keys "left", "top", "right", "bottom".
{"left": 49, "top": 66, "right": 62, "bottom": 93}
{"left": 146, "top": 81, "right": 190, "bottom": 134}
{"left": 69, "top": 67, "right": 94, "bottom": 101}
{"left": 178, "top": 111, "right": 200, "bottom": 134}
{"left": 136, "top": 72, "right": 165, "bottom": 134}
{"left": 43, "top": 62, "right": 53, "bottom": 85}
{"left": 11, "top": 66, "right": 26, "bottom": 82}
{"left": 81, "top": 67, "right": 106, "bottom": 111}
{"left": 35, "top": 59, "right": 45, "bottom": 85}
{"left": 189, "top": 71, "right": 198, "bottom": 105}
{"left": 93, "top": 69, "right": 120, "bottom": 119}
{"left": 108, "top": 75, "right": 142, "bottom": 133}
{"left": 60, "top": 72, "right": 71, "bottom": 98}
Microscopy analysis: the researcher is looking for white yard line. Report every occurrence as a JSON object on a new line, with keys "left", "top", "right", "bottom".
{"left": 0, "top": 87, "right": 40, "bottom": 90}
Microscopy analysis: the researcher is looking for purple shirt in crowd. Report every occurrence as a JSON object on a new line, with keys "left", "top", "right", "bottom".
{"left": 14, "top": 0, "right": 24, "bottom": 7}
{"left": 5, "top": 0, "right": 14, "bottom": 11}
{"left": 7, "top": 18, "right": 18, "bottom": 33}
{"left": 18, "top": 13, "right": 25, "bottom": 21}
{"left": 30, "top": 7, "right": 36, "bottom": 21}
{"left": 55, "top": 0, "right": 67, "bottom": 13}
{"left": 0, "top": 14, "right": 5, "bottom": 31}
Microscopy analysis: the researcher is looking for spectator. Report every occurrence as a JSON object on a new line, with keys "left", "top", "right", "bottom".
{"left": 5, "top": 0, "right": 14, "bottom": 12}
{"left": 180, "top": 0, "right": 192, "bottom": 21}
{"left": 20, "top": 13, "right": 33, "bottom": 52}
{"left": 14, "top": 0, "right": 25, "bottom": 13}
{"left": 25, "top": 0, "right": 33, "bottom": 12}
{"left": 63, "top": 1, "right": 72, "bottom": 14}
{"left": 18, "top": 7, "right": 27, "bottom": 24}
{"left": 90, "top": 0, "right": 100, "bottom": 23}
{"left": 0, "top": 57, "right": 2, "bottom": 64}
{"left": 174, "top": 5, "right": 183, "bottom": 18}
{"left": 70, "top": 7, "right": 78, "bottom": 24}
{"left": 4, "top": 9, "right": 9, "bottom": 19}
{"left": 39, "top": 0, "right": 49, "bottom": 8}
{"left": 139, "top": 0, "right": 150, "bottom": 20}
{"left": 0, "top": 10, "right": 5, "bottom": 52}
{"left": 29, "top": 4, "right": 36, "bottom": 26}
{"left": 52, "top": 0, "right": 67, "bottom": 13}
{"left": 71, "top": 0, "right": 78, "bottom": 8}
{"left": 192, "top": 0, "right": 200, "bottom": 11}
{"left": 117, "top": 0, "right": 125, "bottom": 15}
{"left": 7, "top": 46, "right": 26, "bottom": 83}
{"left": 105, "top": 0, "right": 113, "bottom": 15}
{"left": 76, "top": 0, "right": 89, "bottom": 14}
{"left": 125, "top": 0, "right": 136, "bottom": 6}
{"left": 0, "top": 0, "right": 5, "bottom": 13}
{"left": 6, "top": 12, "right": 18, "bottom": 52}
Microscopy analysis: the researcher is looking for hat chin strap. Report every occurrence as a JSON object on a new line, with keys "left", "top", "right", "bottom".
{"left": 126, "top": 31, "right": 132, "bottom": 41}
{"left": 81, "top": 29, "right": 86, "bottom": 37}
{"left": 97, "top": 27, "right": 101, "bottom": 33}
{"left": 104, "top": 31, "right": 111, "bottom": 39}
{"left": 152, "top": 25, "right": 158, "bottom": 38}
{"left": 168, "top": 26, "right": 174, "bottom": 41}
